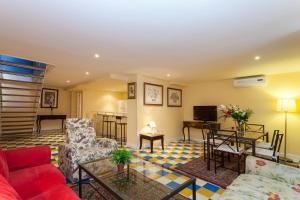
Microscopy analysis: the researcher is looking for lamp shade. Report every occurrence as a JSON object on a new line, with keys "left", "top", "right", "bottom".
{"left": 277, "top": 98, "right": 296, "bottom": 112}
{"left": 147, "top": 121, "right": 157, "bottom": 128}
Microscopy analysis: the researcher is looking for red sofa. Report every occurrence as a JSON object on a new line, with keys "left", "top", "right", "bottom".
{"left": 0, "top": 146, "right": 79, "bottom": 200}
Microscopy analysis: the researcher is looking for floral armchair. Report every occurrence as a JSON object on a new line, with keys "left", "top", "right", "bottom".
{"left": 217, "top": 156, "right": 300, "bottom": 200}
{"left": 58, "top": 118, "right": 118, "bottom": 183}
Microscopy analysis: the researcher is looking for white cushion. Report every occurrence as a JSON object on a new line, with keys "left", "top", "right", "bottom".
{"left": 246, "top": 148, "right": 279, "bottom": 159}
{"left": 256, "top": 141, "right": 272, "bottom": 149}
{"left": 215, "top": 144, "right": 244, "bottom": 154}
{"left": 210, "top": 139, "right": 224, "bottom": 145}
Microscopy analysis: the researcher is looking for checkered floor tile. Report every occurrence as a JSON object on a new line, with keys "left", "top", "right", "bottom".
{"left": 130, "top": 157, "right": 224, "bottom": 200}
{"left": 131, "top": 140, "right": 203, "bottom": 169}
{"left": 0, "top": 134, "right": 224, "bottom": 199}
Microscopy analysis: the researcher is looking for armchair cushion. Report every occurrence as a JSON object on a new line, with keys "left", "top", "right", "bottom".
{"left": 246, "top": 156, "right": 300, "bottom": 185}
{"left": 5, "top": 146, "right": 51, "bottom": 172}
{"left": 0, "top": 149, "right": 9, "bottom": 179}
{"left": 68, "top": 127, "right": 97, "bottom": 150}
{"left": 97, "top": 137, "right": 119, "bottom": 149}
{"left": 9, "top": 164, "right": 65, "bottom": 200}
{"left": 66, "top": 118, "right": 96, "bottom": 146}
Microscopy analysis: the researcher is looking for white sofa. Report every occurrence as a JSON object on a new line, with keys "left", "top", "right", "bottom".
{"left": 217, "top": 156, "right": 300, "bottom": 200}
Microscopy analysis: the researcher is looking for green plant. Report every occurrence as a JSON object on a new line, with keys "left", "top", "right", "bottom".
{"left": 112, "top": 149, "right": 132, "bottom": 165}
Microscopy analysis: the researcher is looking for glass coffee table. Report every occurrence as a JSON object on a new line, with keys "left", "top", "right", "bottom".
{"left": 78, "top": 156, "right": 196, "bottom": 200}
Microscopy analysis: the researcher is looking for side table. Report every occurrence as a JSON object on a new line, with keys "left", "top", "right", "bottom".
{"left": 139, "top": 133, "right": 164, "bottom": 153}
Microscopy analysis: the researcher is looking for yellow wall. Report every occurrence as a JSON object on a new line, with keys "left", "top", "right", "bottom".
{"left": 37, "top": 86, "right": 71, "bottom": 131}
{"left": 183, "top": 72, "right": 300, "bottom": 156}
{"left": 127, "top": 75, "right": 184, "bottom": 146}
{"left": 82, "top": 90, "right": 127, "bottom": 118}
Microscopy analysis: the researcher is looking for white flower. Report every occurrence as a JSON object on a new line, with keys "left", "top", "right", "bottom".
{"left": 218, "top": 104, "right": 226, "bottom": 110}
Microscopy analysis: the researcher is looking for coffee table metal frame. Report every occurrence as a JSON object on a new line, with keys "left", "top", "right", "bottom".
{"left": 78, "top": 157, "right": 196, "bottom": 200}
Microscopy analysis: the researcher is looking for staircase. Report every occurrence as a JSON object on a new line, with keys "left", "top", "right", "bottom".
{"left": 0, "top": 55, "right": 47, "bottom": 136}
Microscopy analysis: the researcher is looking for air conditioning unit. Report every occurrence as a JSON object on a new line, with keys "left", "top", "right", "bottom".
{"left": 233, "top": 75, "right": 266, "bottom": 87}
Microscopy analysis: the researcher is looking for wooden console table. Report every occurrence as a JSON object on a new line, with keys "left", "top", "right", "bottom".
{"left": 36, "top": 115, "right": 67, "bottom": 134}
{"left": 182, "top": 121, "right": 220, "bottom": 141}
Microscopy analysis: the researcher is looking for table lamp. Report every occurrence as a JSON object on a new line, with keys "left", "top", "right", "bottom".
{"left": 147, "top": 121, "right": 157, "bottom": 135}
{"left": 277, "top": 98, "right": 296, "bottom": 158}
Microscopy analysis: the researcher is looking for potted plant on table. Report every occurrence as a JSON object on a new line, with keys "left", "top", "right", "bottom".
{"left": 219, "top": 105, "right": 253, "bottom": 134}
{"left": 112, "top": 149, "right": 132, "bottom": 172}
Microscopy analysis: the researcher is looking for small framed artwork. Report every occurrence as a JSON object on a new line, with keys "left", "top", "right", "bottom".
{"left": 167, "top": 88, "right": 182, "bottom": 107}
{"left": 144, "top": 82, "right": 163, "bottom": 106}
{"left": 128, "top": 82, "right": 136, "bottom": 99}
{"left": 41, "top": 88, "right": 59, "bottom": 108}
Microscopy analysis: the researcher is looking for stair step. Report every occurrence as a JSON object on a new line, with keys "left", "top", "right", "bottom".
{"left": 1, "top": 94, "right": 40, "bottom": 97}
{"left": 2, "top": 131, "right": 34, "bottom": 135}
{"left": 1, "top": 124, "right": 34, "bottom": 127}
{"left": 1, "top": 120, "right": 36, "bottom": 123}
{"left": 0, "top": 60, "right": 46, "bottom": 71}
{"left": 0, "top": 100, "right": 39, "bottom": 103}
{"left": 2, "top": 127, "right": 33, "bottom": 131}
{"left": 1, "top": 106, "right": 38, "bottom": 108}
{"left": 1, "top": 111, "right": 36, "bottom": 113}
{"left": 0, "top": 86, "right": 41, "bottom": 91}
{"left": 1, "top": 116, "right": 36, "bottom": 118}
{"left": 2, "top": 128, "right": 33, "bottom": 133}
{"left": 0, "top": 78, "right": 42, "bottom": 85}
{"left": 0, "top": 70, "right": 44, "bottom": 78}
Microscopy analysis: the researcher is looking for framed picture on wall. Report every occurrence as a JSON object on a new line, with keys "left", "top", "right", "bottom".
{"left": 128, "top": 82, "right": 136, "bottom": 99}
{"left": 41, "top": 88, "right": 58, "bottom": 108}
{"left": 167, "top": 88, "right": 182, "bottom": 107}
{"left": 144, "top": 82, "right": 163, "bottom": 106}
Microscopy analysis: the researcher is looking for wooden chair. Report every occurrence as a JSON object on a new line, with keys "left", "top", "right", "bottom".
{"left": 211, "top": 129, "right": 245, "bottom": 175}
{"left": 115, "top": 116, "right": 127, "bottom": 147}
{"left": 246, "top": 133, "right": 283, "bottom": 163}
{"left": 102, "top": 114, "right": 116, "bottom": 138}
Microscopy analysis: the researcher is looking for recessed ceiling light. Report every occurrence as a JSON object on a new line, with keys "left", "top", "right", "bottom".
{"left": 254, "top": 56, "right": 261, "bottom": 60}
{"left": 166, "top": 74, "right": 171, "bottom": 77}
{"left": 85, "top": 71, "right": 90, "bottom": 75}
{"left": 94, "top": 54, "right": 100, "bottom": 58}
{"left": 66, "top": 80, "right": 71, "bottom": 83}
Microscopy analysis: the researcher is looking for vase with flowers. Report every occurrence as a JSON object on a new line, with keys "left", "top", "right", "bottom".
{"left": 218, "top": 105, "right": 253, "bottom": 135}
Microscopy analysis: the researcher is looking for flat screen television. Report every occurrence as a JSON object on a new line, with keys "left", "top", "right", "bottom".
{"left": 193, "top": 106, "right": 217, "bottom": 121}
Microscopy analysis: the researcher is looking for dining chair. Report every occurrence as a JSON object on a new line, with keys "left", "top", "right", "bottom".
{"left": 211, "top": 129, "right": 245, "bottom": 175}
{"left": 256, "top": 130, "right": 279, "bottom": 150}
{"left": 245, "top": 123, "right": 266, "bottom": 141}
{"left": 246, "top": 133, "right": 283, "bottom": 163}
{"left": 203, "top": 125, "right": 224, "bottom": 160}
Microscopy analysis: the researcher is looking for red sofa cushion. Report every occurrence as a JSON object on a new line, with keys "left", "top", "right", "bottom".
{"left": 5, "top": 146, "right": 51, "bottom": 171}
{"left": 0, "top": 149, "right": 9, "bottom": 179}
{"left": 9, "top": 164, "right": 65, "bottom": 200}
{"left": 29, "top": 185, "right": 80, "bottom": 200}
{"left": 0, "top": 175, "right": 22, "bottom": 200}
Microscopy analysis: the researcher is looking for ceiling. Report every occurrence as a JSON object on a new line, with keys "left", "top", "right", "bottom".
{"left": 68, "top": 76, "right": 127, "bottom": 93}
{"left": 1, "top": 0, "right": 300, "bottom": 87}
